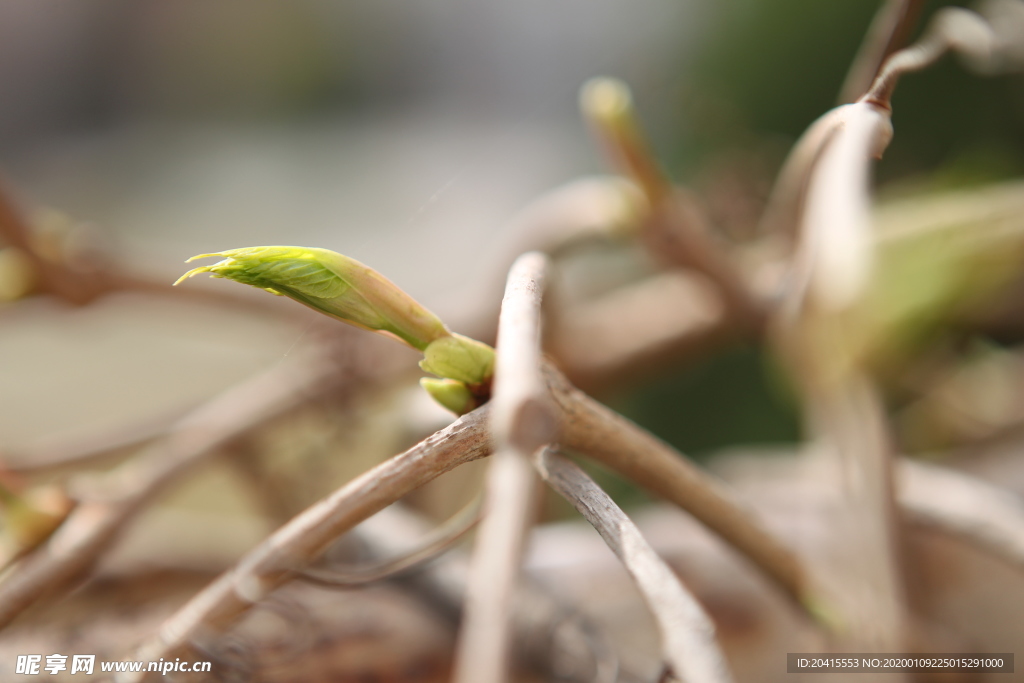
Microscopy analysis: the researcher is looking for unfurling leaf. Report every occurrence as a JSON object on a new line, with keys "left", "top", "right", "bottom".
{"left": 176, "top": 245, "right": 497, "bottom": 413}
{"left": 176, "top": 246, "right": 450, "bottom": 351}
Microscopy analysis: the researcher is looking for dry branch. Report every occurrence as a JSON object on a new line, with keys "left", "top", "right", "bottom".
{"left": 124, "top": 353, "right": 823, "bottom": 679}
{"left": 0, "top": 358, "right": 323, "bottom": 630}
{"left": 0, "top": 175, "right": 103, "bottom": 305}
{"left": 864, "top": 7, "right": 998, "bottom": 108}
{"left": 2, "top": 407, "right": 188, "bottom": 475}
{"left": 454, "top": 252, "right": 555, "bottom": 683}
{"left": 552, "top": 270, "right": 732, "bottom": 393}
{"left": 839, "top": 0, "right": 928, "bottom": 103}
{"left": 355, "top": 504, "right": 619, "bottom": 683}
{"left": 544, "top": 364, "right": 817, "bottom": 621}
{"left": 122, "top": 405, "right": 492, "bottom": 682}
{"left": 755, "top": 107, "right": 847, "bottom": 249}
{"left": 776, "top": 90, "right": 908, "bottom": 650}
{"left": 0, "top": 173, "right": 294, "bottom": 318}
{"left": 579, "top": 79, "right": 763, "bottom": 328}
{"left": 294, "top": 491, "right": 482, "bottom": 587}
{"left": 535, "top": 447, "right": 733, "bottom": 683}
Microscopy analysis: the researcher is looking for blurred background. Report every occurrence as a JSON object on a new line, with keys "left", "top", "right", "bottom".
{"left": 2, "top": 0, "right": 1023, "bottom": 458}
{"left": 3, "top": 1, "right": 1024, "bottom": 681}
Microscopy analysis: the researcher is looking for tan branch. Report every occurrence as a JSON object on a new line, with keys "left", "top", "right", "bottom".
{"left": 0, "top": 174, "right": 104, "bottom": 305}
{"left": 294, "top": 490, "right": 482, "bottom": 587}
{"left": 0, "top": 358, "right": 322, "bottom": 630}
{"left": 579, "top": 79, "right": 763, "bottom": 327}
{"left": 777, "top": 70, "right": 909, "bottom": 651}
{"left": 544, "top": 364, "right": 819, "bottom": 624}
{"left": 864, "top": 7, "right": 998, "bottom": 109}
{"left": 2, "top": 406, "right": 188, "bottom": 475}
{"left": 552, "top": 270, "right": 731, "bottom": 394}
{"left": 839, "top": 0, "right": 928, "bottom": 104}
{"left": 454, "top": 252, "right": 555, "bottom": 683}
{"left": 122, "top": 405, "right": 492, "bottom": 682}
{"left": 535, "top": 447, "right": 734, "bottom": 683}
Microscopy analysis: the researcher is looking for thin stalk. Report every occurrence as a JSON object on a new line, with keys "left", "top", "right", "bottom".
{"left": 454, "top": 253, "right": 554, "bottom": 683}
{"left": 536, "top": 447, "right": 733, "bottom": 683}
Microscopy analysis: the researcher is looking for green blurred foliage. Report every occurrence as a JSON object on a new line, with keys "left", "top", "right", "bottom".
{"left": 613, "top": 345, "right": 801, "bottom": 461}
{"left": 679, "top": 0, "right": 1024, "bottom": 183}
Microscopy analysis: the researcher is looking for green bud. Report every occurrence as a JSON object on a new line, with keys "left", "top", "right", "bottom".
{"left": 420, "top": 378, "right": 477, "bottom": 415}
{"left": 419, "top": 333, "right": 496, "bottom": 386}
{"left": 175, "top": 246, "right": 450, "bottom": 351}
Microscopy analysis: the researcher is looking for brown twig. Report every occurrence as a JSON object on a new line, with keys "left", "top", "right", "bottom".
{"left": 863, "top": 7, "right": 998, "bottom": 109}
{"left": 803, "top": 378, "right": 910, "bottom": 651}
{"left": 123, "top": 405, "right": 492, "bottom": 682}
{"left": 119, "top": 352, "right": 823, "bottom": 679}
{"left": 544, "top": 364, "right": 819, "bottom": 623}
{"left": 775, "top": 89, "right": 907, "bottom": 650}
{"left": 1, "top": 406, "right": 190, "bottom": 475}
{"left": 0, "top": 357, "right": 323, "bottom": 630}
{"left": 535, "top": 447, "right": 734, "bottom": 683}
{"left": 552, "top": 270, "right": 731, "bottom": 394}
{"left": 839, "top": 0, "right": 929, "bottom": 104}
{"left": 454, "top": 252, "right": 555, "bottom": 683}
{"left": 355, "top": 504, "right": 620, "bottom": 683}
{"left": 294, "top": 490, "right": 482, "bottom": 587}
{"left": 579, "top": 79, "right": 764, "bottom": 328}
{"left": 0, "top": 175, "right": 104, "bottom": 305}
{"left": 504, "top": 176, "right": 648, "bottom": 258}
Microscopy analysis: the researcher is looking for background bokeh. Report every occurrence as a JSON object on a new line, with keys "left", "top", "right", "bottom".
{"left": 1, "top": 0, "right": 1023, "bottom": 478}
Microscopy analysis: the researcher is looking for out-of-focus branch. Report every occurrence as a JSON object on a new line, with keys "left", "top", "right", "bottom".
{"left": 0, "top": 173, "right": 309, "bottom": 319}
{"left": 776, "top": 90, "right": 907, "bottom": 650}
{"left": 755, "top": 108, "right": 847, "bottom": 249}
{"left": 0, "top": 175, "right": 103, "bottom": 305}
{"left": 580, "top": 79, "right": 764, "bottom": 329}
{"left": 354, "top": 504, "right": 620, "bottom": 683}
{"left": 544, "top": 364, "right": 820, "bottom": 624}
{"left": 899, "top": 460, "right": 1024, "bottom": 571}
{"left": 1, "top": 406, "right": 189, "bottom": 475}
{"left": 0, "top": 357, "right": 323, "bottom": 630}
{"left": 454, "top": 253, "right": 555, "bottom": 683}
{"left": 294, "top": 491, "right": 482, "bottom": 587}
{"left": 504, "top": 176, "right": 648, "bottom": 258}
{"left": 124, "top": 405, "right": 493, "bottom": 683}
{"left": 552, "top": 270, "right": 731, "bottom": 394}
{"left": 863, "top": 8, "right": 998, "bottom": 109}
{"left": 535, "top": 447, "right": 734, "bottom": 683}
{"left": 804, "top": 377, "right": 909, "bottom": 651}
{"left": 789, "top": 103, "right": 892, "bottom": 314}
{"left": 839, "top": 0, "right": 928, "bottom": 104}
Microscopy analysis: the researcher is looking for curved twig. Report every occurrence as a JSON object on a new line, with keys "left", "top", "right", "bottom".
{"left": 535, "top": 447, "right": 734, "bottom": 683}
{"left": 0, "top": 357, "right": 323, "bottom": 630}
{"left": 864, "top": 7, "right": 998, "bottom": 109}
{"left": 293, "top": 490, "right": 483, "bottom": 587}
{"left": 2, "top": 406, "right": 189, "bottom": 474}
{"left": 776, "top": 76, "right": 907, "bottom": 650}
{"left": 839, "top": 0, "right": 928, "bottom": 104}
{"left": 579, "top": 78, "right": 763, "bottom": 328}
{"left": 544, "top": 363, "right": 819, "bottom": 624}
{"left": 121, "top": 405, "right": 492, "bottom": 682}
